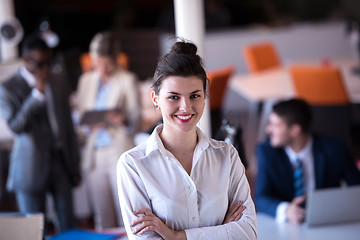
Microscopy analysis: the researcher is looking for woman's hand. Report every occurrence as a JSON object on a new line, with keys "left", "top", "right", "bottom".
{"left": 223, "top": 201, "right": 246, "bottom": 224}
{"left": 105, "top": 110, "right": 127, "bottom": 126}
{"left": 88, "top": 122, "right": 106, "bottom": 131}
{"left": 131, "top": 208, "right": 186, "bottom": 240}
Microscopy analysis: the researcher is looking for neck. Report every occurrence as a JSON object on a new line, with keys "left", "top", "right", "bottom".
{"left": 289, "top": 133, "right": 311, "bottom": 153}
{"left": 160, "top": 125, "right": 198, "bottom": 156}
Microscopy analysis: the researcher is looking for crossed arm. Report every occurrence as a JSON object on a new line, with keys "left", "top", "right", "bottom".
{"left": 117, "top": 146, "right": 257, "bottom": 240}
{"left": 130, "top": 201, "right": 246, "bottom": 240}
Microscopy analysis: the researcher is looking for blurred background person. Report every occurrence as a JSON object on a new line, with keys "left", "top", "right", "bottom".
{"left": 74, "top": 31, "right": 141, "bottom": 230}
{"left": 0, "top": 34, "right": 81, "bottom": 233}
{"left": 255, "top": 98, "right": 360, "bottom": 224}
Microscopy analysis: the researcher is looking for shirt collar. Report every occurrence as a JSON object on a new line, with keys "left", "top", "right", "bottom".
{"left": 145, "top": 124, "right": 211, "bottom": 157}
{"left": 285, "top": 136, "right": 313, "bottom": 162}
{"left": 19, "top": 66, "right": 36, "bottom": 88}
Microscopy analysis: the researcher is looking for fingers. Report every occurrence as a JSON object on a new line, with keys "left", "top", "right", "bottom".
{"left": 228, "top": 201, "right": 243, "bottom": 216}
{"left": 130, "top": 209, "right": 167, "bottom": 236}
{"left": 137, "top": 225, "right": 153, "bottom": 235}
{"left": 105, "top": 112, "right": 125, "bottom": 125}
{"left": 223, "top": 201, "right": 246, "bottom": 224}
{"left": 229, "top": 205, "right": 246, "bottom": 222}
{"left": 133, "top": 208, "right": 154, "bottom": 216}
{"left": 233, "top": 205, "right": 246, "bottom": 218}
{"left": 295, "top": 207, "right": 305, "bottom": 222}
{"left": 293, "top": 195, "right": 306, "bottom": 205}
{"left": 89, "top": 122, "right": 106, "bottom": 130}
{"left": 130, "top": 209, "right": 154, "bottom": 227}
{"left": 131, "top": 215, "right": 152, "bottom": 227}
{"left": 132, "top": 220, "right": 154, "bottom": 235}
{"left": 234, "top": 212, "right": 243, "bottom": 221}
{"left": 287, "top": 201, "right": 306, "bottom": 224}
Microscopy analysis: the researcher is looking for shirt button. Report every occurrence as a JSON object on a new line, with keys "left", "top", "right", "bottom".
{"left": 192, "top": 217, "right": 197, "bottom": 221}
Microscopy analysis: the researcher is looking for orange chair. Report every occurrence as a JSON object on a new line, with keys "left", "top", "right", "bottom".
{"left": 290, "top": 64, "right": 351, "bottom": 144}
{"left": 207, "top": 65, "right": 235, "bottom": 136}
{"left": 243, "top": 42, "right": 281, "bottom": 73}
{"left": 290, "top": 65, "right": 349, "bottom": 105}
{"left": 79, "top": 52, "right": 129, "bottom": 73}
{"left": 207, "top": 65, "right": 235, "bottom": 110}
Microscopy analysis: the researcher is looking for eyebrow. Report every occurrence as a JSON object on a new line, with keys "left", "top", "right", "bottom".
{"left": 167, "top": 90, "right": 202, "bottom": 95}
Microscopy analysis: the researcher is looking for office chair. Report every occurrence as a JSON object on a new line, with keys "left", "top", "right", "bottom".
{"left": 290, "top": 64, "right": 351, "bottom": 145}
{"left": 243, "top": 42, "right": 281, "bottom": 73}
{"left": 79, "top": 52, "right": 129, "bottom": 73}
{"left": 207, "top": 65, "right": 235, "bottom": 136}
{"left": 207, "top": 65, "right": 248, "bottom": 167}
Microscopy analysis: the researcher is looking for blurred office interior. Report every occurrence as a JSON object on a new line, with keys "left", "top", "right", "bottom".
{"left": 1, "top": 0, "right": 360, "bottom": 235}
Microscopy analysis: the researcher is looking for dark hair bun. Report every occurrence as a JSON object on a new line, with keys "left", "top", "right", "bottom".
{"left": 170, "top": 41, "right": 197, "bottom": 56}
{"left": 152, "top": 39, "right": 207, "bottom": 94}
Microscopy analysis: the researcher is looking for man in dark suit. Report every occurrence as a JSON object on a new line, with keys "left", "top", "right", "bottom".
{"left": 255, "top": 98, "right": 360, "bottom": 224}
{"left": 0, "top": 35, "right": 80, "bottom": 232}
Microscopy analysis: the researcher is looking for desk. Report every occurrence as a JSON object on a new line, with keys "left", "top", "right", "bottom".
{"left": 257, "top": 213, "right": 360, "bottom": 240}
{"left": 229, "top": 57, "right": 360, "bottom": 159}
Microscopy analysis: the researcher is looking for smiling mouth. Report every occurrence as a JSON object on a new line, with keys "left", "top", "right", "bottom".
{"left": 175, "top": 114, "right": 194, "bottom": 122}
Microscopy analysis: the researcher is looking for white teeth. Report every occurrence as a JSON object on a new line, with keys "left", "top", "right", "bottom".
{"left": 177, "top": 115, "right": 192, "bottom": 120}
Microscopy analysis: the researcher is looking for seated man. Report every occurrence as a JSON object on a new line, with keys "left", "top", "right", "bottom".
{"left": 255, "top": 98, "right": 360, "bottom": 224}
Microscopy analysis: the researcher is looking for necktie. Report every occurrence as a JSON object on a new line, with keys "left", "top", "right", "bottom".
{"left": 294, "top": 157, "right": 305, "bottom": 197}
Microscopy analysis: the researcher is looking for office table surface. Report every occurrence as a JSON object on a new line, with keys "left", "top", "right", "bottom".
{"left": 257, "top": 213, "right": 360, "bottom": 240}
{"left": 230, "top": 58, "right": 360, "bottom": 103}
{"left": 83, "top": 215, "right": 360, "bottom": 240}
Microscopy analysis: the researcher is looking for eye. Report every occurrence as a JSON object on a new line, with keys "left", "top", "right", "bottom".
{"left": 190, "top": 94, "right": 201, "bottom": 99}
{"left": 168, "top": 95, "right": 179, "bottom": 100}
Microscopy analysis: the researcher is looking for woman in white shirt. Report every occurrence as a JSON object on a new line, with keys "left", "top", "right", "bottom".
{"left": 117, "top": 40, "right": 257, "bottom": 239}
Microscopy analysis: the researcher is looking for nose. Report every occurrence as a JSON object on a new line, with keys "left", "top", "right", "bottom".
{"left": 179, "top": 98, "right": 191, "bottom": 112}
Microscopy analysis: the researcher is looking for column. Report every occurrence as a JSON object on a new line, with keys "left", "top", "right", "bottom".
{"left": 0, "top": 0, "right": 18, "bottom": 62}
{"left": 174, "top": 0, "right": 211, "bottom": 136}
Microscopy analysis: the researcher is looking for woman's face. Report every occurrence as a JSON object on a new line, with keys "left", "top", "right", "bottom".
{"left": 152, "top": 75, "right": 205, "bottom": 134}
{"left": 92, "top": 56, "right": 116, "bottom": 79}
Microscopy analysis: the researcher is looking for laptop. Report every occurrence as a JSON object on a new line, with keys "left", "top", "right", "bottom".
{"left": 305, "top": 185, "right": 360, "bottom": 226}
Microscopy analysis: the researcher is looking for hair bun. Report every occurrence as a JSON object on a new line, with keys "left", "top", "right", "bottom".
{"left": 170, "top": 41, "right": 197, "bottom": 56}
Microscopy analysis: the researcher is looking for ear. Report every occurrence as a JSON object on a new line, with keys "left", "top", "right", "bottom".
{"left": 151, "top": 91, "right": 159, "bottom": 107}
{"left": 289, "top": 124, "right": 302, "bottom": 138}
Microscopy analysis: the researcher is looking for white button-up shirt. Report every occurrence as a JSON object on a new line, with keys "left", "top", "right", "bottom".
{"left": 117, "top": 125, "right": 257, "bottom": 240}
{"left": 20, "top": 67, "right": 46, "bottom": 102}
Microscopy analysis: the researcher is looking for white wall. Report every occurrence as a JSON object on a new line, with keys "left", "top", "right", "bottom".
{"left": 205, "top": 21, "right": 355, "bottom": 73}
{"left": 161, "top": 21, "right": 356, "bottom": 73}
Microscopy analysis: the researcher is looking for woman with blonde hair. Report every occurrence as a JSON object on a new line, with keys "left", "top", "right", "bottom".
{"left": 75, "top": 31, "right": 141, "bottom": 229}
